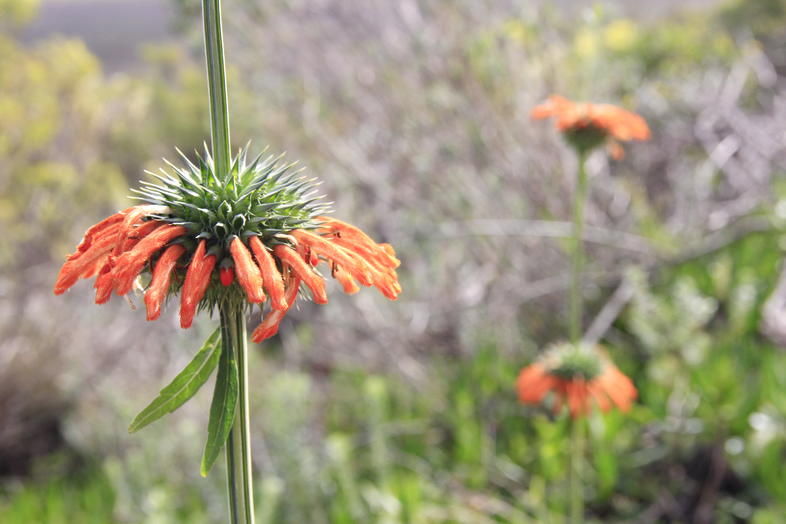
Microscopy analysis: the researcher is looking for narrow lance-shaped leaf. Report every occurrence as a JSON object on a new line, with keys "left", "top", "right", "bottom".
{"left": 128, "top": 328, "right": 222, "bottom": 433}
{"left": 200, "top": 337, "right": 239, "bottom": 477}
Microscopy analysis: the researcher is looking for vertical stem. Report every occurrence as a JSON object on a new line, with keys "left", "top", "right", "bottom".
{"left": 202, "top": 0, "right": 231, "bottom": 179}
{"left": 220, "top": 305, "right": 256, "bottom": 524}
{"left": 569, "top": 151, "right": 589, "bottom": 345}
{"left": 569, "top": 151, "right": 589, "bottom": 523}
{"left": 203, "top": 0, "right": 251, "bottom": 520}
{"left": 569, "top": 416, "right": 585, "bottom": 523}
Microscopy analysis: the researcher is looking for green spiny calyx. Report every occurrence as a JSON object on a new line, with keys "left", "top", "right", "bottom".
{"left": 132, "top": 145, "right": 332, "bottom": 249}
{"left": 542, "top": 342, "right": 603, "bottom": 381}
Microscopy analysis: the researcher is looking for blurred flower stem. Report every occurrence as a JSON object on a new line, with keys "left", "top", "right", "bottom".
{"left": 569, "top": 150, "right": 589, "bottom": 346}
{"left": 569, "top": 151, "right": 589, "bottom": 523}
{"left": 202, "top": 0, "right": 255, "bottom": 522}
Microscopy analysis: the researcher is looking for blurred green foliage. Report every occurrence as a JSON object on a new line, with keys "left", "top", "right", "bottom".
{"left": 0, "top": 34, "right": 127, "bottom": 265}
{"left": 0, "top": 465, "right": 115, "bottom": 524}
{"left": 0, "top": 0, "right": 40, "bottom": 29}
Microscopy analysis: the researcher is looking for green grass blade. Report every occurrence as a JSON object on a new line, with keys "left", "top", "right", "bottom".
{"left": 128, "top": 328, "right": 222, "bottom": 433}
{"left": 200, "top": 336, "right": 239, "bottom": 477}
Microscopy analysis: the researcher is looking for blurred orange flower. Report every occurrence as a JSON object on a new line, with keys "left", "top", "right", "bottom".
{"left": 517, "top": 343, "right": 637, "bottom": 418}
{"left": 532, "top": 95, "right": 650, "bottom": 157}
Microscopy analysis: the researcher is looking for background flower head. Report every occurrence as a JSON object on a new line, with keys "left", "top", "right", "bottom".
{"left": 532, "top": 95, "right": 650, "bottom": 157}
{"left": 517, "top": 342, "right": 637, "bottom": 418}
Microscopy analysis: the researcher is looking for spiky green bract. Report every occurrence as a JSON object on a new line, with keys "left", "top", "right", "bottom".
{"left": 132, "top": 145, "right": 332, "bottom": 249}
{"left": 541, "top": 342, "right": 603, "bottom": 381}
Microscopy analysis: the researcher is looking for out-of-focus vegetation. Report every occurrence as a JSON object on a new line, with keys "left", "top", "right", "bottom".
{"left": 4, "top": 0, "right": 786, "bottom": 522}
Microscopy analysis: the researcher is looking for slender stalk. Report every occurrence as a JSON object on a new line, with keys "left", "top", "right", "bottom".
{"left": 220, "top": 304, "right": 255, "bottom": 524}
{"left": 202, "top": 0, "right": 232, "bottom": 179}
{"left": 568, "top": 151, "right": 589, "bottom": 523}
{"left": 202, "top": 1, "right": 253, "bottom": 521}
{"left": 569, "top": 416, "right": 585, "bottom": 523}
{"left": 569, "top": 151, "right": 589, "bottom": 345}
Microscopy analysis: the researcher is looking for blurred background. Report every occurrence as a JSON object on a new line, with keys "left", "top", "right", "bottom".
{"left": 3, "top": 0, "right": 786, "bottom": 522}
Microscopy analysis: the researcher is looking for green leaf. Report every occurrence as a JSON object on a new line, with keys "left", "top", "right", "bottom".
{"left": 200, "top": 337, "right": 239, "bottom": 477}
{"left": 128, "top": 328, "right": 222, "bottom": 433}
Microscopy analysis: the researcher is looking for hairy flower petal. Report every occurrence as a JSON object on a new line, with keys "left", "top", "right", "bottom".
{"left": 113, "top": 205, "right": 172, "bottom": 255}
{"left": 248, "top": 236, "right": 287, "bottom": 311}
{"left": 332, "top": 264, "right": 360, "bottom": 295}
{"left": 180, "top": 239, "right": 217, "bottom": 328}
{"left": 230, "top": 237, "right": 265, "bottom": 303}
{"left": 292, "top": 229, "right": 374, "bottom": 286}
{"left": 144, "top": 244, "right": 186, "bottom": 321}
{"left": 54, "top": 223, "right": 122, "bottom": 295}
{"left": 273, "top": 245, "right": 327, "bottom": 304}
{"left": 112, "top": 225, "right": 187, "bottom": 296}
{"left": 70, "top": 208, "right": 132, "bottom": 259}
{"left": 251, "top": 275, "right": 301, "bottom": 343}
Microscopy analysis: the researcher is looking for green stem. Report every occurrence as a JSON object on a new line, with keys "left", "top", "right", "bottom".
{"left": 202, "top": 0, "right": 232, "bottom": 180}
{"left": 569, "top": 151, "right": 589, "bottom": 345}
{"left": 569, "top": 416, "right": 585, "bottom": 523}
{"left": 202, "top": 1, "right": 251, "bottom": 521}
{"left": 220, "top": 305, "right": 255, "bottom": 524}
{"left": 568, "top": 151, "right": 589, "bottom": 523}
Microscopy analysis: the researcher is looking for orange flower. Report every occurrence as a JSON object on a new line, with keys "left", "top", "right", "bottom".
{"left": 144, "top": 244, "right": 186, "bottom": 321}
{"left": 113, "top": 224, "right": 188, "bottom": 296}
{"left": 54, "top": 205, "right": 400, "bottom": 338}
{"left": 180, "top": 239, "right": 218, "bottom": 329}
{"left": 230, "top": 236, "right": 265, "bottom": 303}
{"left": 251, "top": 273, "right": 301, "bottom": 343}
{"left": 248, "top": 236, "right": 287, "bottom": 311}
{"left": 273, "top": 244, "right": 328, "bottom": 305}
{"left": 532, "top": 95, "right": 650, "bottom": 157}
{"left": 516, "top": 343, "right": 636, "bottom": 418}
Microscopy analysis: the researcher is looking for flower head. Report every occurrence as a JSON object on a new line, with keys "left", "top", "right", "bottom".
{"left": 531, "top": 95, "right": 650, "bottom": 157}
{"left": 516, "top": 342, "right": 636, "bottom": 418}
{"left": 54, "top": 146, "right": 401, "bottom": 339}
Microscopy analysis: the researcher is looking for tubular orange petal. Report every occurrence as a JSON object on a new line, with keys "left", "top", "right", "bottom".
{"left": 332, "top": 264, "right": 360, "bottom": 294}
{"left": 94, "top": 258, "right": 117, "bottom": 304}
{"left": 566, "top": 380, "right": 582, "bottom": 418}
{"left": 54, "top": 223, "right": 122, "bottom": 295}
{"left": 81, "top": 253, "right": 110, "bottom": 279}
{"left": 332, "top": 236, "right": 399, "bottom": 272}
{"left": 144, "top": 244, "right": 186, "bottom": 321}
{"left": 119, "top": 220, "right": 162, "bottom": 253}
{"left": 517, "top": 364, "right": 558, "bottom": 404}
{"left": 251, "top": 275, "right": 301, "bottom": 343}
{"left": 179, "top": 239, "right": 217, "bottom": 329}
{"left": 70, "top": 208, "right": 132, "bottom": 259}
{"left": 248, "top": 236, "right": 288, "bottom": 311}
{"left": 316, "top": 216, "right": 374, "bottom": 241}
{"left": 292, "top": 230, "right": 374, "bottom": 286}
{"left": 317, "top": 219, "right": 400, "bottom": 274}
{"left": 599, "top": 366, "right": 637, "bottom": 412}
{"left": 230, "top": 237, "right": 265, "bottom": 303}
{"left": 113, "top": 224, "right": 187, "bottom": 296}
{"left": 295, "top": 239, "right": 320, "bottom": 267}
{"left": 113, "top": 205, "right": 172, "bottom": 255}
{"left": 273, "top": 245, "right": 327, "bottom": 304}
{"left": 340, "top": 245, "right": 400, "bottom": 299}
{"left": 587, "top": 382, "right": 612, "bottom": 412}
